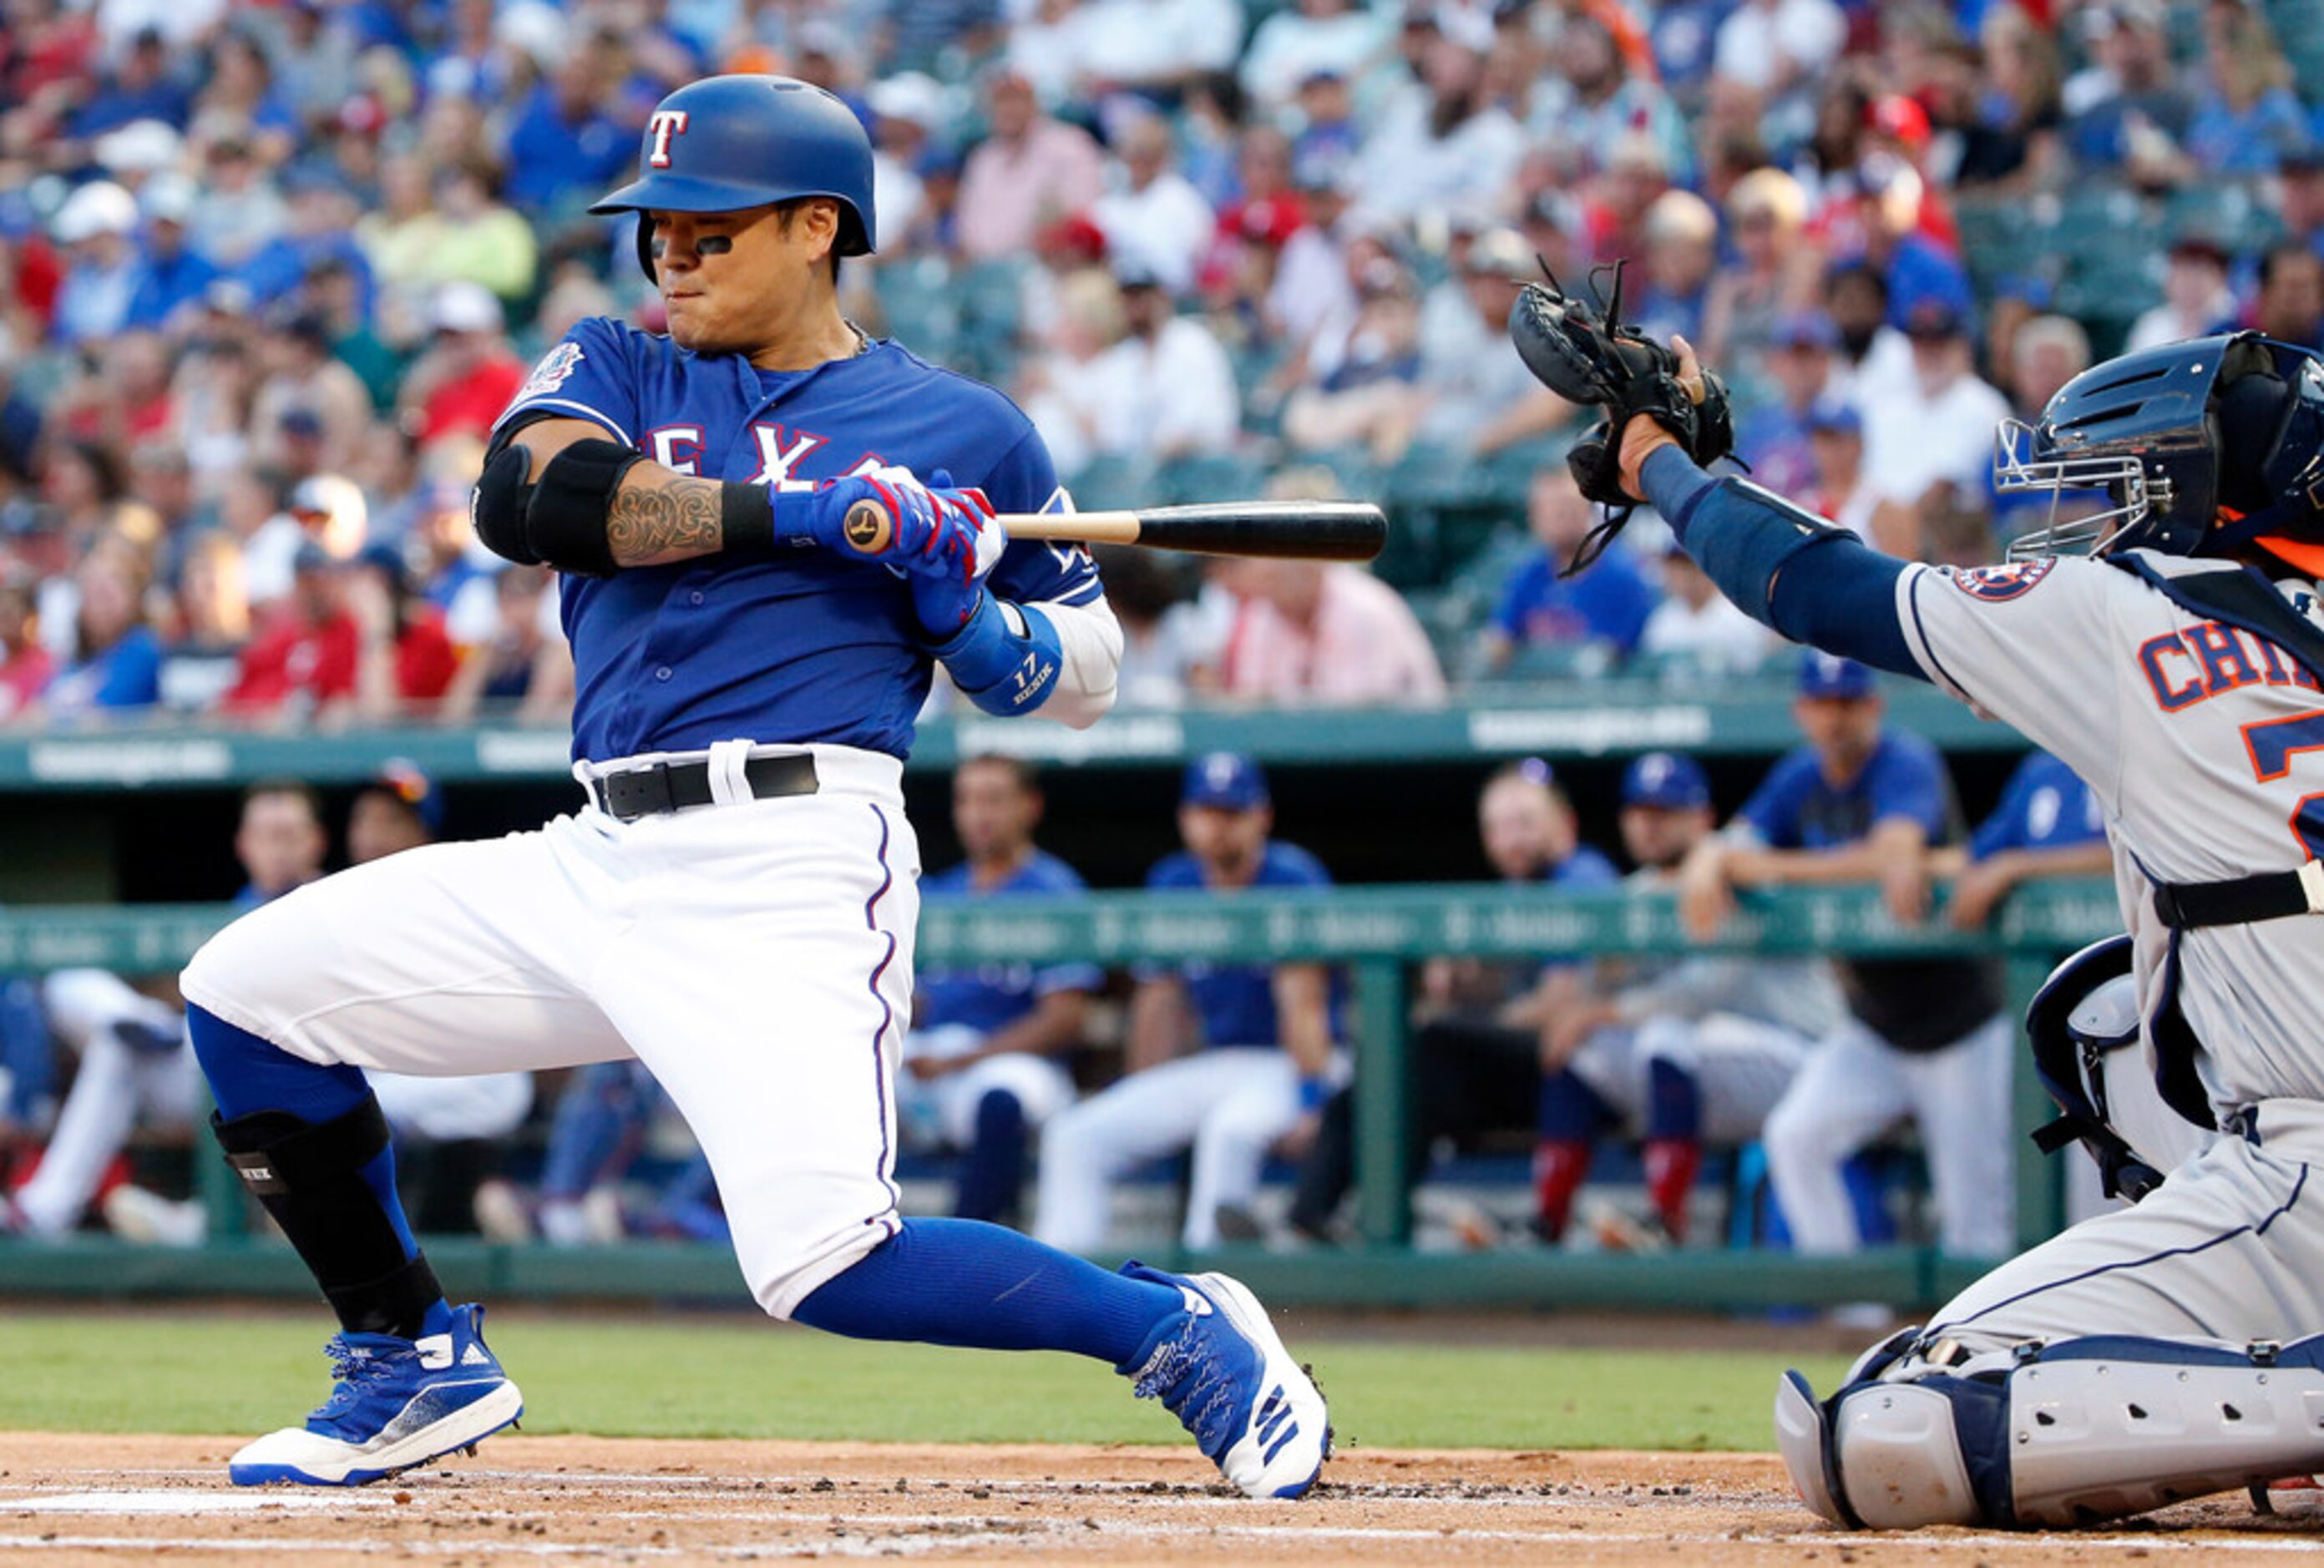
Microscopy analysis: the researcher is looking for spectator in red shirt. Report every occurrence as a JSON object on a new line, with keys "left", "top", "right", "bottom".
{"left": 398, "top": 281, "right": 525, "bottom": 444}
{"left": 224, "top": 541, "right": 362, "bottom": 718}
{"left": 346, "top": 541, "right": 460, "bottom": 721}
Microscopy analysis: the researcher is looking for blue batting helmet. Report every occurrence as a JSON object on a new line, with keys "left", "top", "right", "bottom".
{"left": 590, "top": 74, "right": 876, "bottom": 280}
{"left": 1997, "top": 331, "right": 2324, "bottom": 567}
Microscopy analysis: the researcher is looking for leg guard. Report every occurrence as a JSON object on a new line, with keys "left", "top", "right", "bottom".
{"left": 1778, "top": 1332, "right": 2324, "bottom": 1530}
{"left": 215, "top": 1096, "right": 443, "bottom": 1338}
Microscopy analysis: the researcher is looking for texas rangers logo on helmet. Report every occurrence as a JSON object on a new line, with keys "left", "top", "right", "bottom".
{"left": 1947, "top": 558, "right": 2057, "bottom": 603}
{"left": 646, "top": 109, "right": 691, "bottom": 168}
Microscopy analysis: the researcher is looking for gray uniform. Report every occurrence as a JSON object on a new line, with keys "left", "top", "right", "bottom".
{"left": 1893, "top": 549, "right": 2324, "bottom": 1347}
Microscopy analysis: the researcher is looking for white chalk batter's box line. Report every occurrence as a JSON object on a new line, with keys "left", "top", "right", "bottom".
{"left": 3, "top": 1525, "right": 2324, "bottom": 1560}
{"left": 34, "top": 1472, "right": 1812, "bottom": 1513}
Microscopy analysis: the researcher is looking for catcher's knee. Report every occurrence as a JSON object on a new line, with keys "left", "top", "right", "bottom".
{"left": 1779, "top": 1332, "right": 2324, "bottom": 1530}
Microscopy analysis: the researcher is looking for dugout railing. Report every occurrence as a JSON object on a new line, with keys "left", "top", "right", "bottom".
{"left": 0, "top": 679, "right": 2017, "bottom": 792}
{"left": 0, "top": 879, "right": 2119, "bottom": 1312}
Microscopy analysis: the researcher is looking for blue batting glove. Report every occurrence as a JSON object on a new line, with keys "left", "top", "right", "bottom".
{"left": 906, "top": 468, "right": 1000, "bottom": 635}
{"left": 775, "top": 471, "right": 985, "bottom": 588}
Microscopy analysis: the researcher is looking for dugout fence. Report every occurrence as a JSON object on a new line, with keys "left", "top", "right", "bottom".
{"left": 0, "top": 879, "right": 2118, "bottom": 1312}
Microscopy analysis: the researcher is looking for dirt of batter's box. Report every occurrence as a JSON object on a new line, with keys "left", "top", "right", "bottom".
{"left": 0, "top": 1431, "right": 2315, "bottom": 1565}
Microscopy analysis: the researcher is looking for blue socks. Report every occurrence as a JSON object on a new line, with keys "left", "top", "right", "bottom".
{"left": 1644, "top": 1057, "right": 1702, "bottom": 1141}
{"left": 954, "top": 1089, "right": 1028, "bottom": 1224}
{"left": 793, "top": 1217, "right": 1187, "bottom": 1369}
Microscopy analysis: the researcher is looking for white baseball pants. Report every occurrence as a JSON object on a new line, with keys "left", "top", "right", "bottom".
{"left": 895, "top": 1024, "right": 1076, "bottom": 1151}
{"left": 1035, "top": 1046, "right": 1307, "bottom": 1252}
{"left": 181, "top": 742, "right": 918, "bottom": 1318}
{"left": 1763, "top": 1012, "right": 2015, "bottom": 1258}
{"left": 14, "top": 969, "right": 200, "bottom": 1237}
{"left": 1567, "top": 1011, "right": 1810, "bottom": 1142}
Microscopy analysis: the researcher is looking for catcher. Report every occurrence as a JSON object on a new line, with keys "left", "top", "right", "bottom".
{"left": 1514, "top": 272, "right": 2324, "bottom": 1529}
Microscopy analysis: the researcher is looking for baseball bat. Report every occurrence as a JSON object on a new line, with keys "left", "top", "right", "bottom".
{"left": 841, "top": 499, "right": 1387, "bottom": 562}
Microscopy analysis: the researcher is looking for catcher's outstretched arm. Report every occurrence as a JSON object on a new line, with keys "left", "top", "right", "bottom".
{"left": 1637, "top": 446, "right": 1921, "bottom": 677}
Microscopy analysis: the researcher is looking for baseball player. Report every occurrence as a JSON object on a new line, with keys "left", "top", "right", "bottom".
{"left": 1283, "top": 756, "right": 1616, "bottom": 1243}
{"left": 899, "top": 753, "right": 1100, "bottom": 1226}
{"left": 8, "top": 771, "right": 534, "bottom": 1246}
{"left": 175, "top": 78, "right": 1326, "bottom": 1500}
{"left": 1035, "top": 753, "right": 1342, "bottom": 1253}
{"left": 1524, "top": 302, "right": 2324, "bottom": 1525}
{"left": 1685, "top": 653, "right": 2015, "bottom": 1265}
{"left": 1533, "top": 750, "right": 1845, "bottom": 1248}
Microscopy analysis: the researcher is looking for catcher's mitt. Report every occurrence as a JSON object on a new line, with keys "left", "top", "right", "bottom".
{"left": 1508, "top": 260, "right": 1734, "bottom": 574}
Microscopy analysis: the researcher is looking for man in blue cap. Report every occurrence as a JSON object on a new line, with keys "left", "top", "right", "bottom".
{"left": 1678, "top": 653, "right": 2013, "bottom": 1267}
{"left": 1536, "top": 751, "right": 1845, "bottom": 1247}
{"left": 1035, "top": 753, "right": 1341, "bottom": 1252}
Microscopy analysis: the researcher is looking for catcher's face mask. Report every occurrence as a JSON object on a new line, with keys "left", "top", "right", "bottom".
{"left": 2000, "top": 332, "right": 2324, "bottom": 564}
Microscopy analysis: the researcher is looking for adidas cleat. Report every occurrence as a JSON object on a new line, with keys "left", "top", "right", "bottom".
{"left": 1117, "top": 1262, "right": 1331, "bottom": 1499}
{"left": 230, "top": 1303, "right": 524, "bottom": 1486}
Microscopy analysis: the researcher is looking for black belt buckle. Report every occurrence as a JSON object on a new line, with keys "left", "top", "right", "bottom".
{"left": 600, "top": 760, "right": 676, "bottom": 822}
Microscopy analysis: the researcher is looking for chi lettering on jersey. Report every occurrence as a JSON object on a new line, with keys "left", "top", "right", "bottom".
{"left": 2137, "top": 619, "right": 2323, "bottom": 711}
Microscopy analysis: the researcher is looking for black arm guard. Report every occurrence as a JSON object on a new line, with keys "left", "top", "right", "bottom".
{"left": 472, "top": 413, "right": 641, "bottom": 579}
{"left": 472, "top": 442, "right": 541, "bottom": 566}
{"left": 527, "top": 438, "right": 641, "bottom": 579}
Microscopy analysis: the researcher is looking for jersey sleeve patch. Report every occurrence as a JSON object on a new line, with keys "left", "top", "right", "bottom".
{"left": 1944, "top": 557, "right": 2057, "bottom": 603}
{"left": 516, "top": 341, "right": 585, "bottom": 402}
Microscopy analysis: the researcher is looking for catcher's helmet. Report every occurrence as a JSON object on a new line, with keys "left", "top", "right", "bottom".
{"left": 1998, "top": 331, "right": 2324, "bottom": 570}
{"left": 590, "top": 74, "right": 875, "bottom": 280}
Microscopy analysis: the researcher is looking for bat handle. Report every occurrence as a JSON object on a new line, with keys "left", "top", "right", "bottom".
{"left": 841, "top": 497, "right": 894, "bottom": 555}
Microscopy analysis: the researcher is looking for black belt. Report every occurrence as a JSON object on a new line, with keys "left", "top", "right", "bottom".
{"left": 589, "top": 752, "right": 819, "bottom": 822}
{"left": 2154, "top": 860, "right": 2324, "bottom": 929}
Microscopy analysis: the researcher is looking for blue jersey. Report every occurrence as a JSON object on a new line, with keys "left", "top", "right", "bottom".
{"left": 1969, "top": 750, "right": 2105, "bottom": 862}
{"left": 1737, "top": 728, "right": 2002, "bottom": 1051}
{"left": 493, "top": 316, "right": 1101, "bottom": 763}
{"left": 916, "top": 850, "right": 1103, "bottom": 1035}
{"left": 1144, "top": 841, "right": 1341, "bottom": 1050}
{"left": 1738, "top": 729, "right": 1950, "bottom": 851}
{"left": 1493, "top": 547, "right": 1657, "bottom": 657}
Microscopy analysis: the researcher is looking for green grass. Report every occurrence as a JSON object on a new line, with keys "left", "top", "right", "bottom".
{"left": 0, "top": 1313, "right": 1847, "bottom": 1452}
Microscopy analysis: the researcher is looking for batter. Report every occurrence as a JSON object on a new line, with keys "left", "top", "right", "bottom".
{"left": 176, "top": 75, "right": 1328, "bottom": 1500}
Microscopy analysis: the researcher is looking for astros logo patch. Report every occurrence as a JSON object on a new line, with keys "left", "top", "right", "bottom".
{"left": 843, "top": 501, "right": 893, "bottom": 554}
{"left": 1947, "top": 558, "right": 2056, "bottom": 602}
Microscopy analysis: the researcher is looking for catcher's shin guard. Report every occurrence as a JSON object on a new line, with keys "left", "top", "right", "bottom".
{"left": 1779, "top": 1333, "right": 2324, "bottom": 1530}
{"left": 214, "top": 1095, "right": 443, "bottom": 1338}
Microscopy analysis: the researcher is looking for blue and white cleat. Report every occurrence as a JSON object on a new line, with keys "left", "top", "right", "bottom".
{"left": 1117, "top": 1263, "right": 1331, "bottom": 1499}
{"left": 230, "top": 1303, "right": 524, "bottom": 1486}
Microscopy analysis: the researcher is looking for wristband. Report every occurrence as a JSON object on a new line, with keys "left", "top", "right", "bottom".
{"left": 720, "top": 481, "right": 777, "bottom": 552}
{"left": 930, "top": 591, "right": 1063, "bottom": 716}
{"left": 1298, "top": 1075, "right": 1330, "bottom": 1114}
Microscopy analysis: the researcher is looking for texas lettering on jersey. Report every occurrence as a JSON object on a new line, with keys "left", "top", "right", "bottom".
{"left": 491, "top": 314, "right": 1101, "bottom": 765}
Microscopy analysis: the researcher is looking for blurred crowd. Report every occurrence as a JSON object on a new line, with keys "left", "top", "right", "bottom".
{"left": 6, "top": 0, "right": 2324, "bottom": 724}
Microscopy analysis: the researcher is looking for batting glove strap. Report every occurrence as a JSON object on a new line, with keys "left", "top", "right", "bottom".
{"left": 933, "top": 592, "right": 1064, "bottom": 717}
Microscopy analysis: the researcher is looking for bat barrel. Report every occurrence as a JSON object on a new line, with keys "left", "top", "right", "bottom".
{"left": 1133, "top": 502, "right": 1387, "bottom": 561}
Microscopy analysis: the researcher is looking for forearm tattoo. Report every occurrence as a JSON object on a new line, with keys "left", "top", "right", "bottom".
{"left": 606, "top": 474, "right": 723, "bottom": 566}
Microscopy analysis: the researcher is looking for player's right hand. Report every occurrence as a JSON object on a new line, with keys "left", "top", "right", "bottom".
{"left": 781, "top": 470, "right": 987, "bottom": 584}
